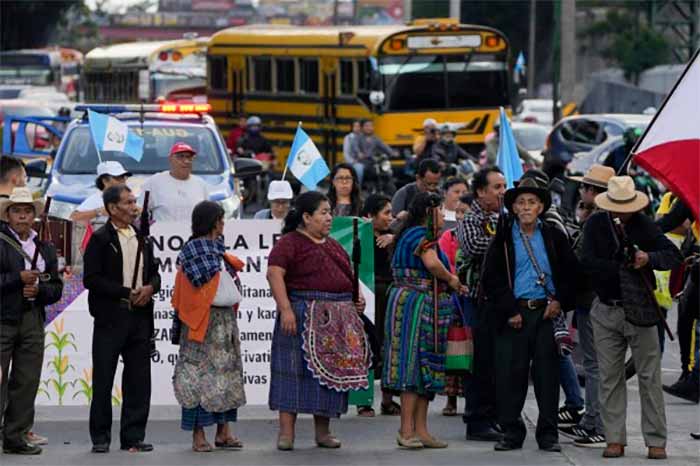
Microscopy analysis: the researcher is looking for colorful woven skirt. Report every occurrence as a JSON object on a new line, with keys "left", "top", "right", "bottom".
{"left": 382, "top": 270, "right": 454, "bottom": 399}
{"left": 269, "top": 291, "right": 356, "bottom": 418}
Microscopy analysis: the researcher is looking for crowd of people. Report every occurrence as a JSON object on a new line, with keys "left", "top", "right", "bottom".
{"left": 0, "top": 123, "right": 698, "bottom": 459}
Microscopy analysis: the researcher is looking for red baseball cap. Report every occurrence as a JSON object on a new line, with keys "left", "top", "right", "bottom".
{"left": 169, "top": 142, "right": 197, "bottom": 157}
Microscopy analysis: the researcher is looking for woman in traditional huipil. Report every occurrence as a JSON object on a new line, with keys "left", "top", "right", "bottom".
{"left": 172, "top": 201, "right": 246, "bottom": 452}
{"left": 383, "top": 192, "right": 468, "bottom": 449}
{"left": 267, "top": 191, "right": 371, "bottom": 451}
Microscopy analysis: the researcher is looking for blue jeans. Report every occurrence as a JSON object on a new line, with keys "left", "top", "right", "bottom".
{"left": 353, "top": 162, "right": 365, "bottom": 186}
{"left": 559, "top": 352, "right": 584, "bottom": 409}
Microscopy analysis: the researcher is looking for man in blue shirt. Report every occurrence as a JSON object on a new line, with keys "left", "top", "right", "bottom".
{"left": 480, "top": 177, "right": 578, "bottom": 453}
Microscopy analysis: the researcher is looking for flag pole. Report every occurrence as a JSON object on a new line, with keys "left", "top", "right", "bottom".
{"left": 87, "top": 111, "right": 104, "bottom": 164}
{"left": 282, "top": 121, "right": 302, "bottom": 181}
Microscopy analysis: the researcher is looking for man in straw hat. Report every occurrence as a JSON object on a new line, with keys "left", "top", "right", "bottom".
{"left": 558, "top": 164, "right": 614, "bottom": 448}
{"left": 0, "top": 187, "right": 63, "bottom": 455}
{"left": 581, "top": 175, "right": 682, "bottom": 460}
{"left": 480, "top": 177, "right": 578, "bottom": 453}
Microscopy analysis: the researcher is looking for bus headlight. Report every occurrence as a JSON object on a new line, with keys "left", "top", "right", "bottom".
{"left": 49, "top": 199, "right": 78, "bottom": 220}
{"left": 220, "top": 195, "right": 241, "bottom": 219}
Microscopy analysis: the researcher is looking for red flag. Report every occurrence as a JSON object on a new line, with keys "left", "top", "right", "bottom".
{"left": 80, "top": 223, "right": 93, "bottom": 253}
{"left": 633, "top": 49, "right": 700, "bottom": 221}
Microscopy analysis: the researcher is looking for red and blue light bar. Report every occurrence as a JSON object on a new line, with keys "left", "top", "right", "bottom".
{"left": 74, "top": 103, "right": 211, "bottom": 115}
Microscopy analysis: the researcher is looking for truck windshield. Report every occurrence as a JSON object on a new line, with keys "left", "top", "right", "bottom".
{"left": 59, "top": 124, "right": 224, "bottom": 175}
{"left": 379, "top": 54, "right": 509, "bottom": 111}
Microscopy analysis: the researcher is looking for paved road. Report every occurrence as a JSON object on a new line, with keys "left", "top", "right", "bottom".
{"left": 6, "top": 314, "right": 700, "bottom": 466}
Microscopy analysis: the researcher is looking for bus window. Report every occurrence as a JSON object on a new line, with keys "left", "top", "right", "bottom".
{"left": 339, "top": 59, "right": 354, "bottom": 95}
{"left": 276, "top": 58, "right": 295, "bottom": 93}
{"left": 208, "top": 56, "right": 228, "bottom": 91}
{"left": 251, "top": 57, "right": 272, "bottom": 92}
{"left": 299, "top": 58, "right": 318, "bottom": 94}
{"left": 357, "top": 59, "right": 371, "bottom": 91}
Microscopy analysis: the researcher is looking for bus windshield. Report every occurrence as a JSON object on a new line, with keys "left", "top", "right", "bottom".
{"left": 379, "top": 54, "right": 509, "bottom": 111}
{"left": 0, "top": 66, "right": 53, "bottom": 85}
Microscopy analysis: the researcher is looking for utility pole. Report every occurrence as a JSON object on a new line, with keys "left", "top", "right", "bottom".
{"left": 560, "top": 0, "right": 576, "bottom": 111}
{"left": 552, "top": 0, "right": 561, "bottom": 124}
{"left": 527, "top": 0, "right": 536, "bottom": 96}
{"left": 449, "top": 0, "right": 460, "bottom": 21}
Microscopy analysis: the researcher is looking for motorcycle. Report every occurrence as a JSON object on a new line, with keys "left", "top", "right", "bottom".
{"left": 362, "top": 152, "right": 396, "bottom": 196}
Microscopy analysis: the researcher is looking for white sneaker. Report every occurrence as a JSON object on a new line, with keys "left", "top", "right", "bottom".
{"left": 25, "top": 431, "right": 48, "bottom": 446}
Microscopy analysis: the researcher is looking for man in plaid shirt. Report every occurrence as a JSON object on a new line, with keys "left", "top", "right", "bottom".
{"left": 456, "top": 166, "right": 506, "bottom": 442}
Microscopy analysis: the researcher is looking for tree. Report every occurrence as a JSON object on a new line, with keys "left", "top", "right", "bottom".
{"left": 51, "top": 1, "right": 102, "bottom": 52}
{"left": 1, "top": 0, "right": 78, "bottom": 51}
{"left": 580, "top": 7, "right": 669, "bottom": 84}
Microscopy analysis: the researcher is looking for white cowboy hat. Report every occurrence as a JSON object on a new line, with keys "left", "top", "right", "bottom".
{"left": 594, "top": 176, "right": 649, "bottom": 213}
{"left": 0, "top": 187, "right": 44, "bottom": 223}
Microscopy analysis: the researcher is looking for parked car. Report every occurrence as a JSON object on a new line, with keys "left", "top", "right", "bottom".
{"left": 511, "top": 122, "right": 551, "bottom": 165}
{"left": 514, "top": 98, "right": 554, "bottom": 126}
{"left": 568, "top": 136, "right": 626, "bottom": 175}
{"left": 542, "top": 113, "right": 652, "bottom": 172}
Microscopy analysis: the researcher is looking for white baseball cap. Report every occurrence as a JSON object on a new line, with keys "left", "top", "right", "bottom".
{"left": 423, "top": 118, "right": 437, "bottom": 128}
{"left": 267, "top": 180, "right": 293, "bottom": 201}
{"left": 96, "top": 161, "right": 132, "bottom": 178}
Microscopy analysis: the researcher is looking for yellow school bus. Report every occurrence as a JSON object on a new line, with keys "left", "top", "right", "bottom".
{"left": 207, "top": 20, "right": 511, "bottom": 168}
{"left": 84, "top": 36, "right": 208, "bottom": 103}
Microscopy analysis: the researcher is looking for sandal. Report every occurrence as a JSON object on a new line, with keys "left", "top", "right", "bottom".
{"left": 380, "top": 401, "right": 401, "bottom": 416}
{"left": 442, "top": 406, "right": 458, "bottom": 417}
{"left": 215, "top": 437, "right": 243, "bottom": 449}
{"left": 357, "top": 405, "right": 375, "bottom": 417}
{"left": 192, "top": 441, "right": 212, "bottom": 453}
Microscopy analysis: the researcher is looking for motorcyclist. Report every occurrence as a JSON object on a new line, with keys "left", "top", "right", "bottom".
{"left": 350, "top": 119, "right": 396, "bottom": 187}
{"left": 604, "top": 126, "right": 642, "bottom": 173}
{"left": 236, "top": 115, "right": 273, "bottom": 162}
{"left": 430, "top": 124, "right": 472, "bottom": 165}
{"left": 413, "top": 118, "right": 439, "bottom": 158}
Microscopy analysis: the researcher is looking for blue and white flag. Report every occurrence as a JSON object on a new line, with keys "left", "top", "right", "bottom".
{"left": 87, "top": 110, "right": 144, "bottom": 162}
{"left": 514, "top": 51, "right": 526, "bottom": 74}
{"left": 496, "top": 107, "right": 523, "bottom": 189}
{"left": 286, "top": 126, "right": 329, "bottom": 190}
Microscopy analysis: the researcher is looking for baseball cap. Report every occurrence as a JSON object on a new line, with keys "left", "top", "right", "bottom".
{"left": 247, "top": 116, "right": 262, "bottom": 126}
{"left": 267, "top": 180, "right": 293, "bottom": 201}
{"left": 96, "top": 161, "right": 132, "bottom": 178}
{"left": 169, "top": 142, "right": 197, "bottom": 157}
{"left": 423, "top": 118, "right": 437, "bottom": 129}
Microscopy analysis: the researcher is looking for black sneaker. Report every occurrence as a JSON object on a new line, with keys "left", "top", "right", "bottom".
{"left": 573, "top": 430, "right": 606, "bottom": 448}
{"left": 557, "top": 406, "right": 584, "bottom": 427}
{"left": 662, "top": 376, "right": 699, "bottom": 403}
{"left": 559, "top": 425, "right": 589, "bottom": 440}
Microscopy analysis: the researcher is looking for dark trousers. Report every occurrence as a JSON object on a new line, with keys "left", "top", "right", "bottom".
{"left": 463, "top": 312, "right": 498, "bottom": 430}
{"left": 0, "top": 308, "right": 45, "bottom": 446}
{"left": 495, "top": 307, "right": 559, "bottom": 447}
{"left": 678, "top": 289, "right": 695, "bottom": 373}
{"left": 89, "top": 309, "right": 152, "bottom": 447}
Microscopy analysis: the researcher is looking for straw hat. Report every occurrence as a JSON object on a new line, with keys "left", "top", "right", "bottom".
{"left": 0, "top": 187, "right": 44, "bottom": 222}
{"left": 569, "top": 164, "right": 616, "bottom": 189}
{"left": 594, "top": 176, "right": 649, "bottom": 213}
{"left": 504, "top": 177, "right": 551, "bottom": 214}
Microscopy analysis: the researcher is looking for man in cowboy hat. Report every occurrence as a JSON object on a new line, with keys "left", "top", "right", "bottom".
{"left": 0, "top": 187, "right": 63, "bottom": 455}
{"left": 481, "top": 177, "right": 578, "bottom": 453}
{"left": 581, "top": 175, "right": 682, "bottom": 460}
{"left": 558, "top": 164, "right": 615, "bottom": 448}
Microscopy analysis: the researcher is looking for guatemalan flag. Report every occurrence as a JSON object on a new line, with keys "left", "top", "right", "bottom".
{"left": 287, "top": 126, "right": 330, "bottom": 190}
{"left": 632, "top": 50, "right": 700, "bottom": 221}
{"left": 87, "top": 110, "right": 144, "bottom": 162}
{"left": 496, "top": 106, "right": 524, "bottom": 189}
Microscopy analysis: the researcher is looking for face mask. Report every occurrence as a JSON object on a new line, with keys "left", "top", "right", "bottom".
{"left": 248, "top": 127, "right": 260, "bottom": 135}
